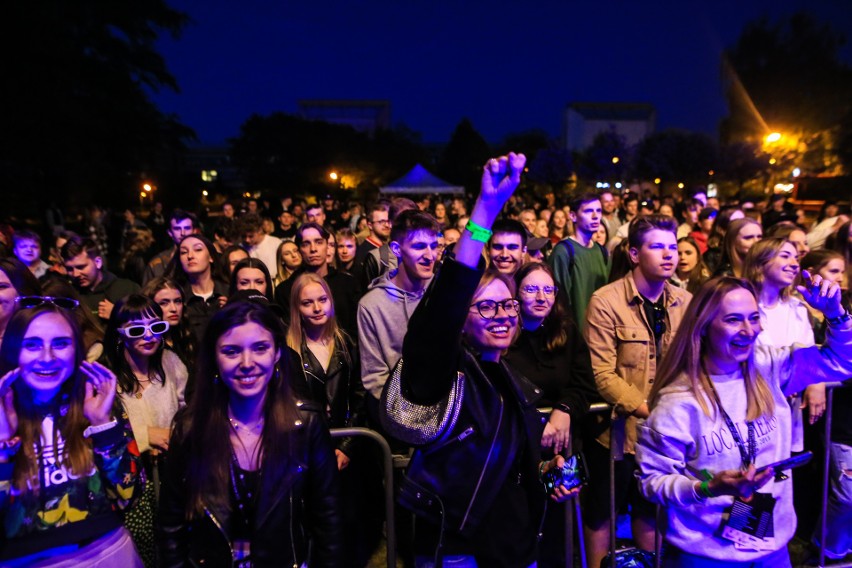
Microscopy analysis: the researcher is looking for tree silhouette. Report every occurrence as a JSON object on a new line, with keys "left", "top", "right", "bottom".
{"left": 437, "top": 119, "right": 491, "bottom": 192}
{"left": 721, "top": 12, "right": 852, "bottom": 176}
{"left": 1, "top": 1, "right": 193, "bottom": 211}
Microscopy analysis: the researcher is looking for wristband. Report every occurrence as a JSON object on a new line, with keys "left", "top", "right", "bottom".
{"left": 83, "top": 419, "right": 118, "bottom": 439}
{"left": 538, "top": 460, "right": 548, "bottom": 482}
{"left": 699, "top": 480, "right": 715, "bottom": 499}
{"left": 465, "top": 220, "right": 493, "bottom": 243}
{"left": 826, "top": 309, "right": 851, "bottom": 327}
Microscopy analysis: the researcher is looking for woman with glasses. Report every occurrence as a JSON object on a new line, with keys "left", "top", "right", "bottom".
{"left": 158, "top": 300, "right": 341, "bottom": 567}
{"left": 505, "top": 262, "right": 599, "bottom": 566}
{"left": 0, "top": 302, "right": 143, "bottom": 566}
{"left": 381, "top": 154, "right": 574, "bottom": 567}
{"left": 142, "top": 277, "right": 196, "bottom": 375}
{"left": 0, "top": 257, "right": 42, "bottom": 350}
{"left": 39, "top": 279, "right": 106, "bottom": 363}
{"left": 104, "top": 294, "right": 187, "bottom": 568}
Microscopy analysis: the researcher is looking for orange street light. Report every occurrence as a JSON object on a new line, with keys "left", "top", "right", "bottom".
{"left": 765, "top": 132, "right": 782, "bottom": 144}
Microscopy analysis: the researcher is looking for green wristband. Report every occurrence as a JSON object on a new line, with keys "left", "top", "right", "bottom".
{"left": 699, "top": 480, "right": 715, "bottom": 499}
{"left": 465, "top": 220, "right": 493, "bottom": 243}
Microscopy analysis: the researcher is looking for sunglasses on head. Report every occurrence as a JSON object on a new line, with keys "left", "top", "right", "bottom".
{"left": 118, "top": 321, "right": 170, "bottom": 339}
{"left": 15, "top": 295, "right": 80, "bottom": 310}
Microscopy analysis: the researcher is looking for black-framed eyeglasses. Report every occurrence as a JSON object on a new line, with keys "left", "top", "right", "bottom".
{"left": 118, "top": 321, "right": 170, "bottom": 339}
{"left": 15, "top": 296, "right": 80, "bottom": 310}
{"left": 470, "top": 299, "right": 520, "bottom": 320}
{"left": 520, "top": 284, "right": 558, "bottom": 296}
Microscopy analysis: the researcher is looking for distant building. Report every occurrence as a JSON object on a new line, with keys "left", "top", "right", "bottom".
{"left": 184, "top": 146, "right": 244, "bottom": 192}
{"left": 563, "top": 102, "right": 656, "bottom": 151}
{"left": 298, "top": 100, "right": 391, "bottom": 135}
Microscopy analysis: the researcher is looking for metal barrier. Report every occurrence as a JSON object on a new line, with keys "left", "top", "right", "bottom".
{"left": 539, "top": 402, "right": 612, "bottom": 568}
{"left": 329, "top": 427, "right": 396, "bottom": 568}
{"left": 816, "top": 383, "right": 852, "bottom": 568}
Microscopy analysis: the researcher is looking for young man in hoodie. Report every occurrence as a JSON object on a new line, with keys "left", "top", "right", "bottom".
{"left": 358, "top": 209, "right": 441, "bottom": 414}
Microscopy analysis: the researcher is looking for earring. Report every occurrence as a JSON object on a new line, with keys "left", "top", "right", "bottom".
{"left": 213, "top": 373, "right": 220, "bottom": 385}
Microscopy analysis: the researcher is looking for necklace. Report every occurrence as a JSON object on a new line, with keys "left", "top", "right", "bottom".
{"left": 229, "top": 416, "right": 264, "bottom": 434}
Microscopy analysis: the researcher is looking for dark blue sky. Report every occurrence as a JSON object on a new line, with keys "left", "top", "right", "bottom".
{"left": 152, "top": 0, "right": 852, "bottom": 146}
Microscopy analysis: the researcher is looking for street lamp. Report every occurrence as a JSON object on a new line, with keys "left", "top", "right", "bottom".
{"left": 765, "top": 132, "right": 782, "bottom": 144}
{"left": 329, "top": 171, "right": 339, "bottom": 181}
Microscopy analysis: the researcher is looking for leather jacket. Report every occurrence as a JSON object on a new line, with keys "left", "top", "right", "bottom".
{"left": 299, "top": 335, "right": 366, "bottom": 457}
{"left": 393, "top": 258, "right": 547, "bottom": 537}
{"left": 158, "top": 400, "right": 342, "bottom": 568}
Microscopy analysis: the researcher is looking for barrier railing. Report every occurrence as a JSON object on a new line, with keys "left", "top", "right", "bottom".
{"left": 816, "top": 383, "right": 852, "bottom": 568}
{"left": 330, "top": 427, "right": 396, "bottom": 568}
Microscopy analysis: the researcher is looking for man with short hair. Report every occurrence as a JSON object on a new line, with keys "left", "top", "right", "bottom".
{"left": 582, "top": 215, "right": 691, "bottom": 568}
{"left": 273, "top": 209, "right": 298, "bottom": 239}
{"left": 304, "top": 203, "right": 327, "bottom": 228}
{"left": 143, "top": 209, "right": 198, "bottom": 284}
{"left": 548, "top": 192, "right": 610, "bottom": 327}
{"left": 274, "top": 222, "right": 360, "bottom": 338}
{"left": 239, "top": 213, "right": 282, "bottom": 275}
{"left": 676, "top": 198, "right": 702, "bottom": 239}
{"left": 358, "top": 210, "right": 440, "bottom": 403}
{"left": 222, "top": 202, "right": 235, "bottom": 219}
{"left": 519, "top": 209, "right": 537, "bottom": 235}
{"left": 600, "top": 190, "right": 622, "bottom": 239}
{"left": 61, "top": 236, "right": 140, "bottom": 322}
{"left": 13, "top": 230, "right": 50, "bottom": 279}
{"left": 355, "top": 202, "right": 391, "bottom": 263}
{"left": 360, "top": 199, "right": 415, "bottom": 289}
{"left": 487, "top": 219, "right": 527, "bottom": 276}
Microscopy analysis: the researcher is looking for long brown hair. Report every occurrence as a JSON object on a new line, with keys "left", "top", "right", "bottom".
{"left": 649, "top": 277, "right": 775, "bottom": 421}
{"left": 175, "top": 301, "right": 299, "bottom": 518}
{"left": 514, "top": 262, "right": 570, "bottom": 352}
{"left": 0, "top": 305, "right": 92, "bottom": 492}
{"left": 721, "top": 218, "right": 762, "bottom": 276}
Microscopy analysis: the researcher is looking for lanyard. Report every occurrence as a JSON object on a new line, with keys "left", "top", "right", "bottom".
{"left": 708, "top": 382, "right": 756, "bottom": 469}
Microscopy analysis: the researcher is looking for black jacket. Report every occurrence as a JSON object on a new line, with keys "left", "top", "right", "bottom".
{"left": 504, "top": 322, "right": 601, "bottom": 422}
{"left": 299, "top": 335, "right": 366, "bottom": 457}
{"left": 393, "top": 258, "right": 547, "bottom": 552}
{"left": 157, "top": 401, "right": 342, "bottom": 568}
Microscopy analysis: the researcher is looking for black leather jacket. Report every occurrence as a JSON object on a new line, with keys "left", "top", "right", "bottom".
{"left": 299, "top": 335, "right": 366, "bottom": 457}
{"left": 393, "top": 258, "right": 547, "bottom": 537}
{"left": 157, "top": 400, "right": 342, "bottom": 568}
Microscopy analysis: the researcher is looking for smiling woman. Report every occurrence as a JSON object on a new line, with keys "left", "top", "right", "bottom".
{"left": 104, "top": 294, "right": 188, "bottom": 567}
{"left": 636, "top": 273, "right": 852, "bottom": 567}
{"left": 380, "top": 154, "right": 576, "bottom": 567}
{"left": 159, "top": 300, "right": 341, "bottom": 567}
{"left": 0, "top": 304, "right": 144, "bottom": 566}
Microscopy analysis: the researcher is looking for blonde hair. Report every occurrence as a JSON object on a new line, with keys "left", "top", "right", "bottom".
{"left": 742, "top": 237, "right": 798, "bottom": 301}
{"left": 649, "top": 277, "right": 775, "bottom": 421}
{"left": 286, "top": 272, "right": 345, "bottom": 355}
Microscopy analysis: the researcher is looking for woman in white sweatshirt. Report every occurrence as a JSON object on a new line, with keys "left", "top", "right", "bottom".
{"left": 636, "top": 273, "right": 852, "bottom": 567}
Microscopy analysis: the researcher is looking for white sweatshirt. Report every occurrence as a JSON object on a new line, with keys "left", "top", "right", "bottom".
{"left": 636, "top": 322, "right": 852, "bottom": 562}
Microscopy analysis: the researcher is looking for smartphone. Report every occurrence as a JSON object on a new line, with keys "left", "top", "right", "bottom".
{"left": 756, "top": 451, "right": 813, "bottom": 475}
{"left": 543, "top": 452, "right": 589, "bottom": 494}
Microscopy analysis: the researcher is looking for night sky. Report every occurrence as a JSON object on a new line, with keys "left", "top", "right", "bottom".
{"left": 152, "top": 0, "right": 852, "bottom": 146}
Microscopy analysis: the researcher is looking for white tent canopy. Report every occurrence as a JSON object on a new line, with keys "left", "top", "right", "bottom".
{"left": 379, "top": 164, "right": 464, "bottom": 195}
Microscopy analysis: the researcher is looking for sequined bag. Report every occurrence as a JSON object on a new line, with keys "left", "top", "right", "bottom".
{"left": 380, "top": 357, "right": 465, "bottom": 446}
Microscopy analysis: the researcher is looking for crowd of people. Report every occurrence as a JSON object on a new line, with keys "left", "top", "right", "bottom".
{"left": 0, "top": 156, "right": 849, "bottom": 567}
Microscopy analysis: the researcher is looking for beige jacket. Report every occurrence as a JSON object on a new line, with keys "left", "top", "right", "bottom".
{"left": 584, "top": 272, "right": 691, "bottom": 453}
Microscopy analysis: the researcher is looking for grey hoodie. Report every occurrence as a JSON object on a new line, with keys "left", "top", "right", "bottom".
{"left": 357, "top": 270, "right": 429, "bottom": 399}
